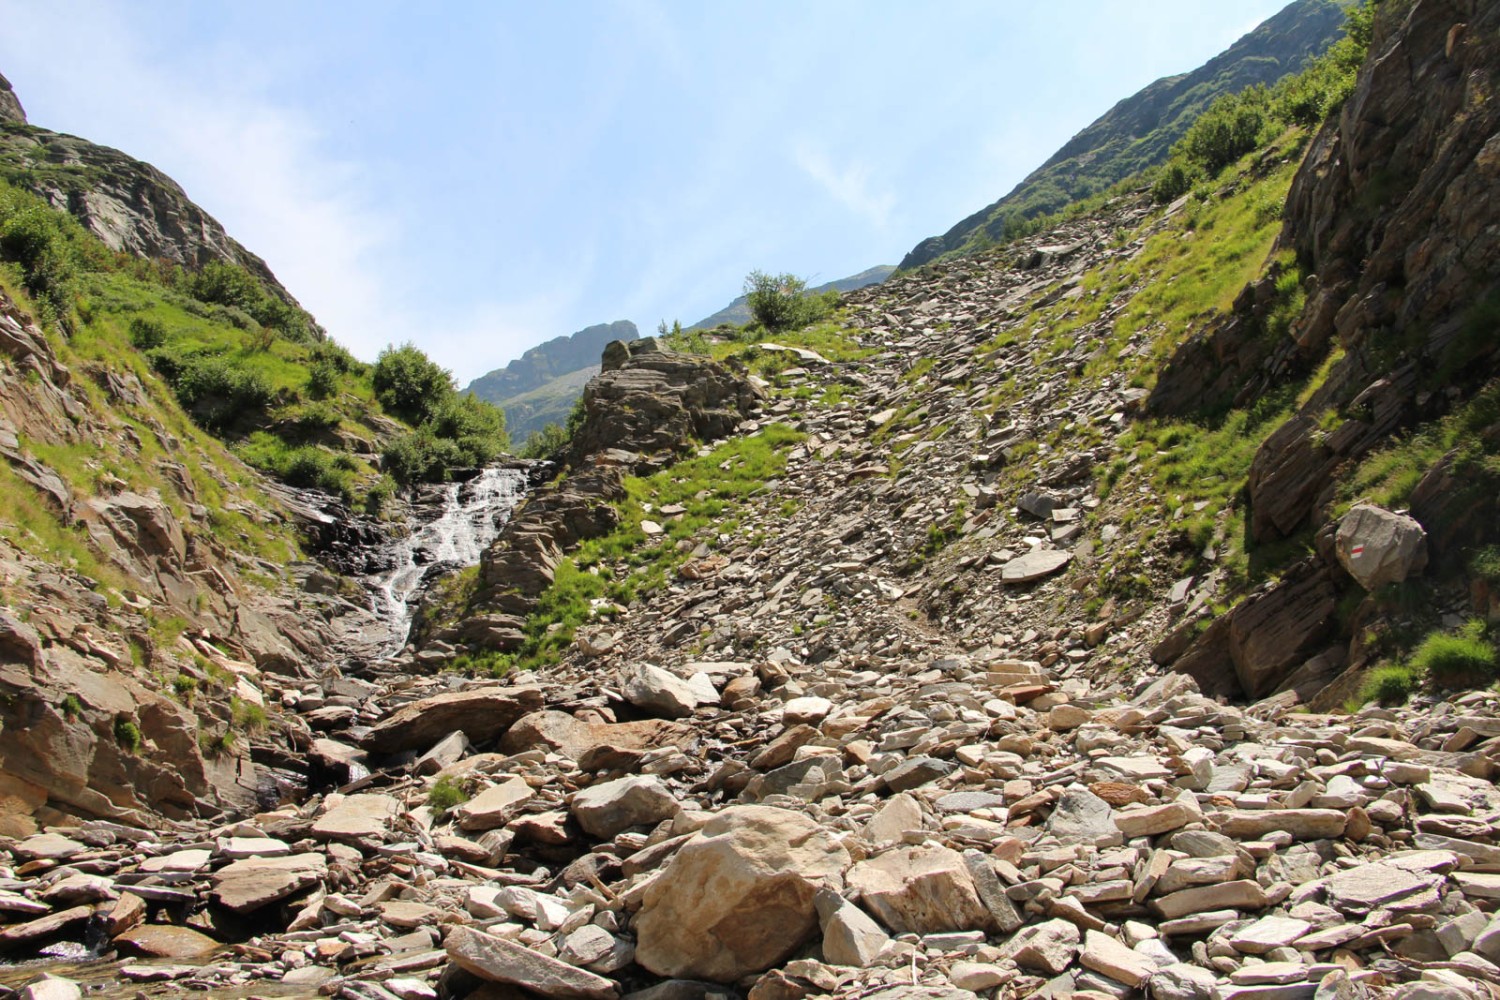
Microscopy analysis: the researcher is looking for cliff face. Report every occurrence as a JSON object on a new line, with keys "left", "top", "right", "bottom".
{"left": 0, "top": 121, "right": 303, "bottom": 309}
{"left": 899, "top": 0, "right": 1348, "bottom": 270}
{"left": 0, "top": 72, "right": 24, "bottom": 125}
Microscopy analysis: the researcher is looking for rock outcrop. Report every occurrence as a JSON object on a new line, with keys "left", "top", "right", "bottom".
{"left": 0, "top": 73, "right": 23, "bottom": 126}
{"left": 564, "top": 336, "right": 765, "bottom": 468}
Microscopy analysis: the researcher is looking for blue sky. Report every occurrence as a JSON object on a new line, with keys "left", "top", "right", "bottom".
{"left": 0, "top": 1, "right": 1292, "bottom": 383}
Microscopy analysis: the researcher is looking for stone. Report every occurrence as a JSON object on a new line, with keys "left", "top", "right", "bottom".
{"left": 881, "top": 756, "right": 955, "bottom": 792}
{"left": 456, "top": 777, "right": 536, "bottom": 832}
{"left": 781, "top": 697, "right": 833, "bottom": 725}
{"left": 1048, "top": 704, "right": 1092, "bottom": 730}
{"left": 962, "top": 850, "right": 1023, "bottom": 933}
{"left": 12, "top": 834, "right": 85, "bottom": 861}
{"left": 845, "top": 844, "right": 991, "bottom": 935}
{"left": 311, "top": 793, "right": 399, "bottom": 843}
{"left": 1151, "top": 880, "right": 1267, "bottom": 920}
{"left": 1003, "top": 918, "right": 1080, "bottom": 975}
{"left": 362, "top": 687, "right": 543, "bottom": 754}
{"left": 1114, "top": 801, "right": 1196, "bottom": 838}
{"left": 1325, "top": 862, "right": 1436, "bottom": 913}
{"left": 634, "top": 805, "right": 849, "bottom": 982}
{"left": 571, "top": 775, "right": 679, "bottom": 838}
{"left": 445, "top": 925, "right": 618, "bottom": 1000}
{"left": 1047, "top": 786, "right": 1122, "bottom": 847}
{"left": 16, "top": 978, "right": 81, "bottom": 1000}
{"left": 113, "top": 924, "right": 220, "bottom": 959}
{"left": 949, "top": 963, "right": 1010, "bottom": 992}
{"left": 865, "top": 793, "right": 924, "bottom": 844}
{"left": 216, "top": 836, "right": 291, "bottom": 860}
{"left": 1231, "top": 916, "right": 1312, "bottom": 954}
{"left": 1216, "top": 810, "right": 1346, "bottom": 841}
{"left": 1150, "top": 963, "right": 1220, "bottom": 1000}
{"left": 1000, "top": 548, "right": 1072, "bottom": 583}
{"left": 211, "top": 854, "right": 327, "bottom": 913}
{"left": 1079, "top": 930, "right": 1149, "bottom": 987}
{"left": 815, "top": 889, "right": 889, "bottom": 968}
{"left": 0, "top": 906, "right": 93, "bottom": 947}
{"left": 1335, "top": 503, "right": 1428, "bottom": 591}
{"left": 621, "top": 664, "right": 712, "bottom": 719}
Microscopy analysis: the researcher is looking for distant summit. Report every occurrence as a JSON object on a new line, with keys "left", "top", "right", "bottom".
{"left": 687, "top": 266, "right": 894, "bottom": 331}
{"left": 465, "top": 319, "right": 639, "bottom": 441}
{"left": 899, "top": 0, "right": 1348, "bottom": 270}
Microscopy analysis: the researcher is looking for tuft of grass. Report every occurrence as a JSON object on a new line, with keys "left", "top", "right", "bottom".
{"left": 429, "top": 775, "right": 470, "bottom": 812}
{"left": 230, "top": 696, "right": 268, "bottom": 732}
{"left": 114, "top": 717, "right": 142, "bottom": 753}
{"left": 1411, "top": 620, "right": 1498, "bottom": 688}
{"left": 1350, "top": 662, "right": 1424, "bottom": 710}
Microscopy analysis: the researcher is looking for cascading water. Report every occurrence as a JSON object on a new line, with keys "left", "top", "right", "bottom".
{"left": 370, "top": 465, "right": 526, "bottom": 655}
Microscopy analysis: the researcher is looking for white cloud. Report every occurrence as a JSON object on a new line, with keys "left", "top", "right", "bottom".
{"left": 0, "top": 0, "right": 554, "bottom": 381}
{"left": 792, "top": 143, "right": 895, "bottom": 230}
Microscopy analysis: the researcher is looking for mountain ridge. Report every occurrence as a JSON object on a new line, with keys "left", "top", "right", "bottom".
{"left": 898, "top": 0, "right": 1348, "bottom": 270}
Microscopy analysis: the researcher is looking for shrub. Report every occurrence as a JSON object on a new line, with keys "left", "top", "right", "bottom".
{"left": 364, "top": 475, "right": 397, "bottom": 517}
{"left": 128, "top": 316, "right": 167, "bottom": 350}
{"left": 114, "top": 717, "right": 142, "bottom": 753}
{"left": 519, "top": 422, "right": 570, "bottom": 459}
{"left": 1355, "top": 662, "right": 1422, "bottom": 707}
{"left": 384, "top": 429, "right": 465, "bottom": 485}
{"left": 0, "top": 206, "right": 78, "bottom": 319}
{"left": 1411, "top": 620, "right": 1498, "bottom": 687}
{"left": 171, "top": 356, "right": 274, "bottom": 430}
{"left": 373, "top": 342, "right": 455, "bottom": 425}
{"left": 307, "top": 359, "right": 340, "bottom": 399}
{"left": 1178, "top": 85, "right": 1273, "bottom": 177}
{"left": 189, "top": 261, "right": 262, "bottom": 312}
{"left": 744, "top": 271, "right": 835, "bottom": 333}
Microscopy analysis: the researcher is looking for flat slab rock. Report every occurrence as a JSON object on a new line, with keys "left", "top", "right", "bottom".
{"left": 446, "top": 925, "right": 618, "bottom": 1000}
{"left": 999, "top": 548, "right": 1071, "bottom": 583}
{"left": 361, "top": 686, "right": 543, "bottom": 754}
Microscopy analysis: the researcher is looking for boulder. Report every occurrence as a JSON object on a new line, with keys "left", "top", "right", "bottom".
{"left": 211, "top": 854, "right": 327, "bottom": 913}
{"left": 1335, "top": 503, "right": 1428, "bottom": 591}
{"left": 113, "top": 924, "right": 220, "bottom": 959}
{"left": 620, "top": 664, "right": 713, "bottom": 719}
{"left": 571, "top": 775, "right": 679, "bottom": 838}
{"left": 363, "top": 687, "right": 543, "bottom": 755}
{"left": 456, "top": 777, "right": 536, "bottom": 832}
{"left": 310, "top": 793, "right": 399, "bottom": 844}
{"left": 634, "top": 805, "right": 849, "bottom": 982}
{"left": 814, "top": 889, "right": 889, "bottom": 969}
{"left": 845, "top": 844, "right": 991, "bottom": 935}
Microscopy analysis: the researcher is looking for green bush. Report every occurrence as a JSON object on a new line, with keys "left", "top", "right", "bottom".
{"left": 519, "top": 422, "right": 570, "bottom": 459}
{"left": 307, "top": 359, "right": 340, "bottom": 399}
{"left": 0, "top": 206, "right": 78, "bottom": 319}
{"left": 1356, "top": 662, "right": 1422, "bottom": 707}
{"left": 170, "top": 355, "right": 274, "bottom": 430}
{"left": 1411, "top": 620, "right": 1498, "bottom": 687}
{"left": 373, "top": 342, "right": 455, "bottom": 425}
{"left": 114, "top": 717, "right": 142, "bottom": 753}
{"left": 744, "top": 271, "right": 836, "bottom": 333}
{"left": 128, "top": 316, "right": 167, "bottom": 350}
{"left": 384, "top": 428, "right": 465, "bottom": 484}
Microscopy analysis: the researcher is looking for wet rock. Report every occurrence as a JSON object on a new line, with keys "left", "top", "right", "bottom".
{"left": 113, "top": 924, "right": 220, "bottom": 958}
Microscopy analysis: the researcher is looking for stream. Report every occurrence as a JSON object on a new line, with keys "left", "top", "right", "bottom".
{"left": 368, "top": 465, "right": 528, "bottom": 656}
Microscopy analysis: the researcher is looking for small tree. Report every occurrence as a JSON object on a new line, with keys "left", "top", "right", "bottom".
{"left": 744, "top": 270, "right": 832, "bottom": 333}
{"left": 372, "top": 342, "right": 455, "bottom": 425}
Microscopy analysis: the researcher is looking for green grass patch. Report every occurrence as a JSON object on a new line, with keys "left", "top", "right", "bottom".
{"left": 470, "top": 423, "right": 806, "bottom": 674}
{"left": 1411, "top": 620, "right": 1498, "bottom": 688}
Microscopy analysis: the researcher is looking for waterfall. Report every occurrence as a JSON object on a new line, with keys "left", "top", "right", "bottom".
{"left": 370, "top": 466, "right": 526, "bottom": 655}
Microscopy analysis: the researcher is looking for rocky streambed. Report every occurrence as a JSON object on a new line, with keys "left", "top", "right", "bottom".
{"left": 1, "top": 653, "right": 1500, "bottom": 1000}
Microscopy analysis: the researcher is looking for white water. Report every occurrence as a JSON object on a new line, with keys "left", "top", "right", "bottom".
{"left": 371, "top": 466, "right": 526, "bottom": 655}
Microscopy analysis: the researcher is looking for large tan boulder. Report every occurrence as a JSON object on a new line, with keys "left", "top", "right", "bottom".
{"left": 634, "top": 805, "right": 849, "bottom": 982}
{"left": 1335, "top": 503, "right": 1428, "bottom": 591}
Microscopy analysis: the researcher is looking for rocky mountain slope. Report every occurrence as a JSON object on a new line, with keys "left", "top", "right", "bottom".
{"left": 3, "top": 2, "right": 1500, "bottom": 1000}
{"left": 0, "top": 97, "right": 303, "bottom": 313}
{"left": 466, "top": 321, "right": 640, "bottom": 443}
{"left": 898, "top": 0, "right": 1348, "bottom": 271}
